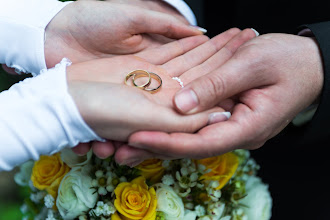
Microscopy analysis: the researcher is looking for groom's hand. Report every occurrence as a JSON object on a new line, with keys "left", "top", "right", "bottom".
{"left": 44, "top": 0, "right": 203, "bottom": 68}
{"left": 126, "top": 33, "right": 323, "bottom": 160}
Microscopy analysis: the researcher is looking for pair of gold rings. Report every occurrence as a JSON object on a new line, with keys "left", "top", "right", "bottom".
{"left": 125, "top": 70, "right": 162, "bottom": 93}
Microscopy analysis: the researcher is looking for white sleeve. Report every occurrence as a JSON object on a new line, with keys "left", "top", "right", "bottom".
{"left": 0, "top": 0, "right": 72, "bottom": 76}
{"left": 0, "top": 59, "right": 102, "bottom": 172}
{"left": 161, "top": 0, "right": 197, "bottom": 25}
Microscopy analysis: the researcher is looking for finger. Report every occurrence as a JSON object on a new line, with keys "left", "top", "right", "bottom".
{"left": 217, "top": 98, "right": 237, "bottom": 112}
{"left": 115, "top": 145, "right": 177, "bottom": 167}
{"left": 72, "top": 143, "right": 92, "bottom": 156}
{"left": 92, "top": 141, "right": 116, "bottom": 159}
{"left": 173, "top": 33, "right": 274, "bottom": 114}
{"left": 179, "top": 28, "right": 258, "bottom": 84}
{"left": 163, "top": 28, "right": 241, "bottom": 77}
{"left": 133, "top": 9, "right": 205, "bottom": 39}
{"left": 128, "top": 104, "right": 259, "bottom": 159}
{"left": 136, "top": 35, "right": 209, "bottom": 65}
{"left": 139, "top": 103, "right": 227, "bottom": 135}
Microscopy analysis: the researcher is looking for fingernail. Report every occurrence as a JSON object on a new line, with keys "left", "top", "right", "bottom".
{"left": 250, "top": 28, "right": 260, "bottom": 36}
{"left": 191, "top": 25, "right": 207, "bottom": 34}
{"left": 175, "top": 89, "right": 199, "bottom": 113}
{"left": 208, "top": 112, "right": 231, "bottom": 124}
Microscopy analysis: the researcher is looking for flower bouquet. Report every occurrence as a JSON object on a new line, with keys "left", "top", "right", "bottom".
{"left": 15, "top": 149, "right": 272, "bottom": 220}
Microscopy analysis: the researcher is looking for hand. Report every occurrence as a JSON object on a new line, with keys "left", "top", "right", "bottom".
{"left": 69, "top": 28, "right": 257, "bottom": 162}
{"left": 125, "top": 33, "right": 323, "bottom": 160}
{"left": 67, "top": 33, "right": 226, "bottom": 157}
{"left": 44, "top": 0, "right": 203, "bottom": 68}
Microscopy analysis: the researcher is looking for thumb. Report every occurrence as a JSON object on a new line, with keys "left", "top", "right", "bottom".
{"left": 134, "top": 9, "right": 206, "bottom": 39}
{"left": 173, "top": 55, "right": 270, "bottom": 114}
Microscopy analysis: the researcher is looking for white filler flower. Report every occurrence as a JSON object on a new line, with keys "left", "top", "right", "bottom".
{"left": 56, "top": 167, "right": 98, "bottom": 219}
{"left": 240, "top": 176, "right": 272, "bottom": 220}
{"left": 154, "top": 183, "right": 185, "bottom": 220}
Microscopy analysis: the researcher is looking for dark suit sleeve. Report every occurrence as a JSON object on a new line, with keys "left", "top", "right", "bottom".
{"left": 294, "top": 22, "right": 330, "bottom": 142}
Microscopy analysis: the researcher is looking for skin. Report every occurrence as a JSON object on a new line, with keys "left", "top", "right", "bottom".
{"left": 69, "top": 28, "right": 257, "bottom": 162}
{"left": 66, "top": 34, "right": 231, "bottom": 153}
{"left": 76, "top": 28, "right": 256, "bottom": 164}
{"left": 122, "top": 33, "right": 324, "bottom": 164}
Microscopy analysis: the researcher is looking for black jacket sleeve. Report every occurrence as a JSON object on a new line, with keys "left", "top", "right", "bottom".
{"left": 293, "top": 22, "right": 330, "bottom": 143}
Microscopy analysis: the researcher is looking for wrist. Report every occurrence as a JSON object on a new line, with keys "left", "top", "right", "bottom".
{"left": 44, "top": 2, "right": 74, "bottom": 68}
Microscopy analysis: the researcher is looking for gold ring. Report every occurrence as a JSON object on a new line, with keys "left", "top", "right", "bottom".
{"left": 125, "top": 70, "right": 151, "bottom": 89}
{"left": 133, "top": 72, "right": 162, "bottom": 93}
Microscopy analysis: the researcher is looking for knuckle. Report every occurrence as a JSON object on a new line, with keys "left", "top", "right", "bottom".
{"left": 175, "top": 39, "right": 186, "bottom": 55}
{"left": 234, "top": 44, "right": 264, "bottom": 68}
{"left": 227, "top": 27, "right": 241, "bottom": 36}
{"left": 199, "top": 74, "right": 226, "bottom": 106}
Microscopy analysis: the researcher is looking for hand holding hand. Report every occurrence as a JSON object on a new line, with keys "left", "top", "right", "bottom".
{"left": 68, "top": 32, "right": 230, "bottom": 158}
{"left": 70, "top": 28, "right": 257, "bottom": 162}
{"left": 126, "top": 33, "right": 323, "bottom": 160}
{"left": 44, "top": 0, "right": 203, "bottom": 67}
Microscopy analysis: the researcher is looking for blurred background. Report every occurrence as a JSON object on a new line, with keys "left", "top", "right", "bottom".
{"left": 0, "top": 168, "right": 25, "bottom": 219}
{"left": 0, "top": 67, "right": 27, "bottom": 219}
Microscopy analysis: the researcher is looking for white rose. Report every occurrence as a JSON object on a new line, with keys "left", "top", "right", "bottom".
{"left": 14, "top": 161, "right": 34, "bottom": 186}
{"left": 60, "top": 148, "right": 92, "bottom": 168}
{"left": 154, "top": 183, "right": 185, "bottom": 220}
{"left": 240, "top": 176, "right": 272, "bottom": 220}
{"left": 57, "top": 167, "right": 98, "bottom": 219}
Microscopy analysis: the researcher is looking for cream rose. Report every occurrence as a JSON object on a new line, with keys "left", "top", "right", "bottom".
{"left": 56, "top": 167, "right": 98, "bottom": 219}
{"left": 154, "top": 183, "right": 184, "bottom": 220}
{"left": 240, "top": 176, "right": 272, "bottom": 220}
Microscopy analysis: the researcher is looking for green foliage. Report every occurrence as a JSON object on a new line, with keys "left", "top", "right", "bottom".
{"left": 0, "top": 203, "right": 23, "bottom": 219}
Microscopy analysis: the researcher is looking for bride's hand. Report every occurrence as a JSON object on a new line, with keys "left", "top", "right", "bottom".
{"left": 44, "top": 0, "right": 203, "bottom": 68}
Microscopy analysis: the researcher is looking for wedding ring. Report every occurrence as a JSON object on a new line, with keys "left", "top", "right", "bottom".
{"left": 134, "top": 72, "right": 162, "bottom": 93}
{"left": 125, "top": 70, "right": 151, "bottom": 89}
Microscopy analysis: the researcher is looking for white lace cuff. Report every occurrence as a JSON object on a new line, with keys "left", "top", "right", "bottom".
{"left": 0, "top": 58, "right": 102, "bottom": 171}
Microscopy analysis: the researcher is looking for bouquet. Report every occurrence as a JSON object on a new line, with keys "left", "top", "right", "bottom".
{"left": 14, "top": 149, "right": 272, "bottom": 220}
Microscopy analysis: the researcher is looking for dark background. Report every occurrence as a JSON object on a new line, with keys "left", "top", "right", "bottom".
{"left": 185, "top": 1, "right": 330, "bottom": 219}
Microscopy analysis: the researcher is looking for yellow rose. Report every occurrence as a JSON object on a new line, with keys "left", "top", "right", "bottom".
{"left": 31, "top": 153, "right": 70, "bottom": 198}
{"left": 135, "top": 159, "right": 165, "bottom": 184}
{"left": 197, "top": 152, "right": 239, "bottom": 190}
{"left": 114, "top": 176, "right": 157, "bottom": 220}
